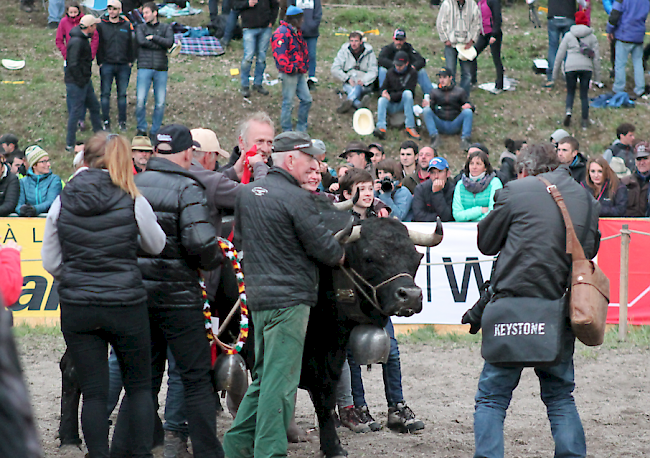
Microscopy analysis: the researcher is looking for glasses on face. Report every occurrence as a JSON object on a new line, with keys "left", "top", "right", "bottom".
{"left": 37, "top": 159, "right": 51, "bottom": 165}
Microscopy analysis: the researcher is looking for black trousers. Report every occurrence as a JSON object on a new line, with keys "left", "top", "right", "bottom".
{"left": 565, "top": 70, "right": 591, "bottom": 120}
{"left": 471, "top": 31, "right": 504, "bottom": 90}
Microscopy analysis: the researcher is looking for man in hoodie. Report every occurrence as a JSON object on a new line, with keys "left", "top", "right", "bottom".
{"left": 557, "top": 136, "right": 587, "bottom": 183}
{"left": 65, "top": 15, "right": 104, "bottom": 152}
{"left": 607, "top": 0, "right": 650, "bottom": 99}
{"left": 97, "top": 0, "right": 135, "bottom": 132}
{"left": 288, "top": 0, "right": 322, "bottom": 89}
{"left": 604, "top": 123, "right": 636, "bottom": 171}
{"left": 373, "top": 51, "right": 420, "bottom": 141}
{"left": 422, "top": 68, "right": 474, "bottom": 151}
{"left": 545, "top": 0, "right": 582, "bottom": 86}
{"left": 272, "top": 6, "right": 312, "bottom": 133}
{"left": 436, "top": 0, "right": 481, "bottom": 96}
{"left": 331, "top": 31, "right": 378, "bottom": 114}
{"left": 378, "top": 28, "right": 433, "bottom": 96}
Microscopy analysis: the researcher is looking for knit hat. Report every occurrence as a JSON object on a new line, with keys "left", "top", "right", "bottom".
{"left": 24, "top": 145, "right": 48, "bottom": 169}
{"left": 574, "top": 10, "right": 589, "bottom": 26}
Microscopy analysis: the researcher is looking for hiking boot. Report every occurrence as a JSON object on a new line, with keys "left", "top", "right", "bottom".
{"left": 337, "top": 99, "right": 354, "bottom": 114}
{"left": 359, "top": 94, "right": 372, "bottom": 109}
{"left": 430, "top": 134, "right": 441, "bottom": 150}
{"left": 373, "top": 127, "right": 386, "bottom": 140}
{"left": 162, "top": 431, "right": 191, "bottom": 458}
{"left": 356, "top": 405, "right": 382, "bottom": 431}
{"left": 405, "top": 127, "right": 420, "bottom": 140}
{"left": 47, "top": 21, "right": 59, "bottom": 29}
{"left": 254, "top": 84, "right": 269, "bottom": 95}
{"left": 339, "top": 406, "right": 370, "bottom": 433}
{"left": 460, "top": 137, "right": 471, "bottom": 151}
{"left": 581, "top": 118, "right": 589, "bottom": 130}
{"left": 241, "top": 86, "right": 251, "bottom": 98}
{"left": 387, "top": 402, "right": 425, "bottom": 433}
{"left": 563, "top": 111, "right": 571, "bottom": 127}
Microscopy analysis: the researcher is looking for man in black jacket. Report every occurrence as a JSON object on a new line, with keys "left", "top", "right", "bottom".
{"left": 422, "top": 68, "right": 474, "bottom": 150}
{"left": 234, "top": 0, "right": 279, "bottom": 97}
{"left": 546, "top": 0, "right": 578, "bottom": 86}
{"left": 113, "top": 124, "right": 225, "bottom": 458}
{"left": 557, "top": 136, "right": 587, "bottom": 183}
{"left": 471, "top": 143, "right": 599, "bottom": 458}
{"left": 65, "top": 15, "right": 103, "bottom": 151}
{"left": 135, "top": 2, "right": 174, "bottom": 137}
{"left": 411, "top": 156, "right": 454, "bottom": 222}
{"left": 373, "top": 51, "right": 420, "bottom": 140}
{"left": 223, "top": 131, "right": 344, "bottom": 458}
{"left": 378, "top": 28, "right": 433, "bottom": 96}
{"left": 97, "top": 0, "right": 135, "bottom": 131}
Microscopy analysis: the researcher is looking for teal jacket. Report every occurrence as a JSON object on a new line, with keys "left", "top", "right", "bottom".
{"left": 452, "top": 175, "right": 502, "bottom": 222}
{"left": 16, "top": 169, "right": 63, "bottom": 215}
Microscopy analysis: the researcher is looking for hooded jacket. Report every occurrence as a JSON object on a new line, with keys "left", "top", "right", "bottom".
{"left": 56, "top": 15, "right": 99, "bottom": 59}
{"left": 428, "top": 81, "right": 472, "bottom": 121}
{"left": 378, "top": 42, "right": 426, "bottom": 71}
{"left": 603, "top": 140, "right": 635, "bottom": 171}
{"left": 64, "top": 26, "right": 95, "bottom": 87}
{"left": 380, "top": 65, "right": 418, "bottom": 103}
{"left": 498, "top": 151, "right": 517, "bottom": 184}
{"left": 135, "top": 20, "right": 174, "bottom": 71}
{"left": 288, "top": 0, "right": 321, "bottom": 37}
{"left": 437, "top": 0, "right": 481, "bottom": 46}
{"left": 272, "top": 20, "right": 309, "bottom": 74}
{"left": 233, "top": 0, "right": 279, "bottom": 29}
{"left": 0, "top": 165, "right": 19, "bottom": 217}
{"left": 97, "top": 16, "right": 135, "bottom": 65}
{"left": 16, "top": 169, "right": 62, "bottom": 215}
{"left": 586, "top": 181, "right": 628, "bottom": 217}
{"left": 331, "top": 42, "right": 378, "bottom": 87}
{"left": 553, "top": 25, "right": 601, "bottom": 82}
{"left": 606, "top": 0, "right": 649, "bottom": 44}
{"left": 411, "top": 178, "right": 455, "bottom": 222}
{"left": 569, "top": 152, "right": 588, "bottom": 184}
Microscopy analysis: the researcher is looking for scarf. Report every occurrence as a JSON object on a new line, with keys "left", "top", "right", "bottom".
{"left": 461, "top": 171, "right": 495, "bottom": 194}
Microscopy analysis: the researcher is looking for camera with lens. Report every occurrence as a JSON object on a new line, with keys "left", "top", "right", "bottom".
{"left": 380, "top": 177, "right": 394, "bottom": 193}
{"left": 461, "top": 280, "right": 493, "bottom": 334}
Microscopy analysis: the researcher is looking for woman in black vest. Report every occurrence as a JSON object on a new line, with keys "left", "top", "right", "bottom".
{"left": 42, "top": 132, "right": 166, "bottom": 458}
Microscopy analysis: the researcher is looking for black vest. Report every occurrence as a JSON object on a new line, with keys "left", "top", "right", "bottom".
{"left": 57, "top": 169, "right": 145, "bottom": 307}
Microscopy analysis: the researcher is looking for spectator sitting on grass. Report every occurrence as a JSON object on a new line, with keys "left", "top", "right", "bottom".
{"left": 377, "top": 28, "right": 433, "bottom": 97}
{"left": 15, "top": 146, "right": 63, "bottom": 217}
{"left": 452, "top": 149, "right": 502, "bottom": 222}
{"left": 374, "top": 159, "right": 413, "bottom": 221}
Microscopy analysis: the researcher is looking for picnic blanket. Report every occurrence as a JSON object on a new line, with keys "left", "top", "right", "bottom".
{"left": 174, "top": 31, "right": 225, "bottom": 56}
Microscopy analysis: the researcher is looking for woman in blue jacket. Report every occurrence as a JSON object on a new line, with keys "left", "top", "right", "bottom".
{"left": 15, "top": 146, "right": 62, "bottom": 216}
{"left": 374, "top": 159, "right": 413, "bottom": 221}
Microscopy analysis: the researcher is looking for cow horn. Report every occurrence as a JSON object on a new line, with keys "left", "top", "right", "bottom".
{"left": 408, "top": 217, "right": 444, "bottom": 247}
{"left": 333, "top": 199, "right": 354, "bottom": 211}
{"left": 346, "top": 225, "right": 362, "bottom": 243}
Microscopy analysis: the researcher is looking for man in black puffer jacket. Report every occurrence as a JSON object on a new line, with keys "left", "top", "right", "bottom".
{"left": 378, "top": 28, "right": 433, "bottom": 96}
{"left": 112, "top": 124, "right": 225, "bottom": 458}
{"left": 134, "top": 2, "right": 174, "bottom": 137}
{"left": 223, "top": 131, "right": 344, "bottom": 458}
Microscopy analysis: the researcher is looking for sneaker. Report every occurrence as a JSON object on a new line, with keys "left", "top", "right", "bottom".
{"left": 373, "top": 127, "right": 386, "bottom": 140}
{"left": 339, "top": 406, "right": 370, "bottom": 433}
{"left": 460, "top": 137, "right": 471, "bottom": 151}
{"left": 119, "top": 122, "right": 127, "bottom": 132}
{"left": 65, "top": 145, "right": 74, "bottom": 153}
{"left": 241, "top": 86, "right": 251, "bottom": 98}
{"left": 254, "top": 84, "right": 269, "bottom": 95}
{"left": 405, "top": 127, "right": 420, "bottom": 140}
{"left": 307, "top": 79, "right": 316, "bottom": 91}
{"left": 78, "top": 120, "right": 86, "bottom": 132}
{"left": 136, "top": 129, "right": 147, "bottom": 137}
{"left": 430, "top": 134, "right": 441, "bottom": 150}
{"left": 387, "top": 402, "right": 425, "bottom": 433}
{"left": 359, "top": 94, "right": 372, "bottom": 109}
{"left": 103, "top": 120, "right": 111, "bottom": 131}
{"left": 581, "top": 118, "right": 589, "bottom": 130}
{"left": 563, "top": 111, "right": 572, "bottom": 127}
{"left": 356, "top": 405, "right": 382, "bottom": 432}
{"left": 337, "top": 99, "right": 354, "bottom": 114}
{"left": 543, "top": 81, "right": 554, "bottom": 88}
{"left": 162, "top": 431, "right": 191, "bottom": 458}
{"left": 47, "top": 21, "right": 59, "bottom": 29}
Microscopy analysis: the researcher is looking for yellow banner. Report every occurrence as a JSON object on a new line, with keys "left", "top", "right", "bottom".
{"left": 2, "top": 217, "right": 60, "bottom": 325}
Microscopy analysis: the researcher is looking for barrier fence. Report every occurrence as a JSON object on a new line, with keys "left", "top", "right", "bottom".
{"left": 3, "top": 218, "right": 650, "bottom": 334}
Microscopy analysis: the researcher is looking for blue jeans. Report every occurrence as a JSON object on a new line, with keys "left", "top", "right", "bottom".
{"left": 241, "top": 27, "right": 272, "bottom": 88}
{"left": 221, "top": 8, "right": 240, "bottom": 46}
{"left": 377, "top": 90, "right": 415, "bottom": 130}
{"left": 164, "top": 350, "right": 189, "bottom": 438}
{"left": 48, "top": 0, "right": 65, "bottom": 23}
{"left": 348, "top": 319, "right": 404, "bottom": 408}
{"left": 473, "top": 329, "right": 586, "bottom": 458}
{"left": 614, "top": 40, "right": 645, "bottom": 96}
{"left": 378, "top": 67, "right": 433, "bottom": 96}
{"left": 422, "top": 107, "right": 473, "bottom": 139}
{"left": 342, "top": 83, "right": 372, "bottom": 108}
{"left": 444, "top": 45, "right": 473, "bottom": 95}
{"left": 100, "top": 63, "right": 132, "bottom": 124}
{"left": 280, "top": 73, "right": 312, "bottom": 132}
{"left": 135, "top": 68, "right": 168, "bottom": 135}
{"left": 547, "top": 17, "right": 575, "bottom": 82}
{"left": 305, "top": 36, "right": 318, "bottom": 78}
{"left": 66, "top": 81, "right": 102, "bottom": 147}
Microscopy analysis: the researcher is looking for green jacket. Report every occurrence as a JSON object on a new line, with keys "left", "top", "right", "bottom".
{"left": 452, "top": 175, "right": 502, "bottom": 222}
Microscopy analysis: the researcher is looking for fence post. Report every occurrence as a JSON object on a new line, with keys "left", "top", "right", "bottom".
{"left": 619, "top": 224, "right": 630, "bottom": 341}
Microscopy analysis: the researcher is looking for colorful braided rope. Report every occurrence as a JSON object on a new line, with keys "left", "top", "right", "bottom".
{"left": 218, "top": 238, "right": 249, "bottom": 355}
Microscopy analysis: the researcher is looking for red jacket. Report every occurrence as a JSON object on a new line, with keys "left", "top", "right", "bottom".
{"left": 0, "top": 248, "right": 22, "bottom": 307}
{"left": 271, "top": 21, "right": 308, "bottom": 75}
{"left": 56, "top": 15, "right": 99, "bottom": 59}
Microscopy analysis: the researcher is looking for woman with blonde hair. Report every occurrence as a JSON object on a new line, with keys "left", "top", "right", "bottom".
{"left": 583, "top": 156, "right": 628, "bottom": 216}
{"left": 42, "top": 132, "right": 165, "bottom": 458}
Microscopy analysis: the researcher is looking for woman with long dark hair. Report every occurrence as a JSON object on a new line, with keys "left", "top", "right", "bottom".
{"left": 42, "top": 132, "right": 165, "bottom": 458}
{"left": 452, "top": 149, "right": 503, "bottom": 222}
{"left": 583, "top": 156, "right": 627, "bottom": 216}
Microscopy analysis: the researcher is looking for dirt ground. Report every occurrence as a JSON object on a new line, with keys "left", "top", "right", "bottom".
{"left": 18, "top": 333, "right": 650, "bottom": 457}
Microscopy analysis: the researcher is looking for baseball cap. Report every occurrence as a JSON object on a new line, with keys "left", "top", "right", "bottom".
{"left": 107, "top": 0, "right": 122, "bottom": 9}
{"left": 80, "top": 15, "right": 101, "bottom": 28}
{"left": 393, "top": 28, "right": 406, "bottom": 40}
{"left": 154, "top": 124, "right": 199, "bottom": 154}
{"left": 131, "top": 135, "right": 153, "bottom": 152}
{"left": 312, "top": 139, "right": 326, "bottom": 154}
{"left": 394, "top": 51, "right": 409, "bottom": 65}
{"left": 273, "top": 131, "right": 321, "bottom": 156}
{"left": 635, "top": 141, "right": 650, "bottom": 159}
{"left": 191, "top": 128, "right": 230, "bottom": 158}
{"left": 368, "top": 142, "right": 384, "bottom": 153}
{"left": 436, "top": 68, "right": 452, "bottom": 77}
{"left": 550, "top": 129, "right": 570, "bottom": 143}
{"left": 427, "top": 157, "right": 449, "bottom": 171}
{"left": 285, "top": 5, "right": 303, "bottom": 16}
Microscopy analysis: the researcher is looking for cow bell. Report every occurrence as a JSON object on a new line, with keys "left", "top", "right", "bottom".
{"left": 213, "top": 353, "right": 248, "bottom": 395}
{"left": 349, "top": 324, "right": 390, "bottom": 365}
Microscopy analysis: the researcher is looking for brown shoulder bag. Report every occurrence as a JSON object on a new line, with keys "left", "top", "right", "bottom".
{"left": 538, "top": 176, "right": 610, "bottom": 346}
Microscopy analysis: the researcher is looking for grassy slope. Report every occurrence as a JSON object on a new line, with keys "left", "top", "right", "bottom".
{"left": 1, "top": 0, "right": 647, "bottom": 178}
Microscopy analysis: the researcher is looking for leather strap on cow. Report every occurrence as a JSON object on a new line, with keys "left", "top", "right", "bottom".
{"left": 338, "top": 265, "right": 413, "bottom": 316}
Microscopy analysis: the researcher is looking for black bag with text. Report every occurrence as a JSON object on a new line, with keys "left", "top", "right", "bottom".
{"left": 481, "top": 295, "right": 567, "bottom": 367}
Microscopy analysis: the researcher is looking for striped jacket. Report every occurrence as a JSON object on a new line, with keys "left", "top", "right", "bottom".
{"left": 436, "top": 0, "right": 481, "bottom": 46}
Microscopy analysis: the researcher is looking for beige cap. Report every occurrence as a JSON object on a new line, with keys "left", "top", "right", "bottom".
{"left": 191, "top": 128, "right": 230, "bottom": 158}
{"left": 107, "top": 0, "right": 122, "bottom": 9}
{"left": 131, "top": 136, "right": 153, "bottom": 152}
{"left": 80, "top": 15, "right": 101, "bottom": 28}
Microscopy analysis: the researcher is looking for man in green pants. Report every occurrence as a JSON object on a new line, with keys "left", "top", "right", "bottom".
{"left": 224, "top": 131, "right": 345, "bottom": 458}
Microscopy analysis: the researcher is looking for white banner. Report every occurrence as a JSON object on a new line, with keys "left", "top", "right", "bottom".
{"left": 393, "top": 222, "right": 496, "bottom": 325}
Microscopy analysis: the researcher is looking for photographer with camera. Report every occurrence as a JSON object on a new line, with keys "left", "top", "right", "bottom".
{"left": 374, "top": 159, "right": 413, "bottom": 221}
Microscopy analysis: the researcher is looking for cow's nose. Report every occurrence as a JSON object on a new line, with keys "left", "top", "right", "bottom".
{"left": 395, "top": 286, "right": 422, "bottom": 303}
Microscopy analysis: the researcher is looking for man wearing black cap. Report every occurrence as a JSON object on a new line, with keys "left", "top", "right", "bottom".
{"left": 378, "top": 28, "right": 433, "bottom": 96}
{"left": 223, "top": 131, "right": 345, "bottom": 458}
{"left": 368, "top": 142, "right": 385, "bottom": 166}
{"left": 422, "top": 68, "right": 474, "bottom": 150}
{"left": 373, "top": 50, "right": 420, "bottom": 140}
{"left": 0, "top": 134, "right": 20, "bottom": 156}
{"left": 112, "top": 124, "right": 226, "bottom": 458}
